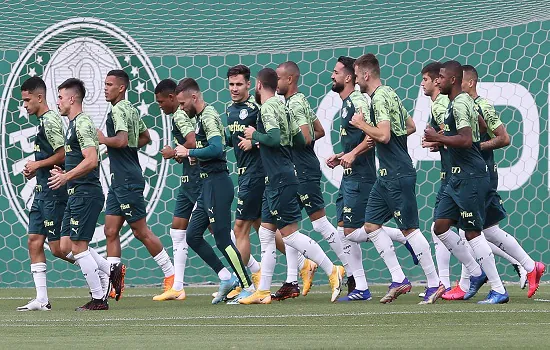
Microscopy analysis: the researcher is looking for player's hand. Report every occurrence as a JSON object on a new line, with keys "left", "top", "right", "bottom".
{"left": 424, "top": 127, "right": 439, "bottom": 142}
{"left": 188, "top": 156, "right": 197, "bottom": 166}
{"left": 97, "top": 128, "right": 106, "bottom": 145}
{"left": 244, "top": 126, "right": 256, "bottom": 140}
{"left": 175, "top": 145, "right": 189, "bottom": 158}
{"left": 237, "top": 136, "right": 253, "bottom": 151}
{"left": 421, "top": 136, "right": 439, "bottom": 151}
{"left": 365, "top": 135, "right": 375, "bottom": 149}
{"left": 48, "top": 167, "right": 67, "bottom": 190}
{"left": 326, "top": 154, "right": 341, "bottom": 169}
{"left": 339, "top": 152, "right": 356, "bottom": 168}
{"left": 161, "top": 145, "right": 175, "bottom": 159}
{"left": 350, "top": 108, "right": 367, "bottom": 130}
{"left": 23, "top": 160, "right": 39, "bottom": 179}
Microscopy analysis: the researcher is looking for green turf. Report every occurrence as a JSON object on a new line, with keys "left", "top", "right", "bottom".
{"left": 1, "top": 284, "right": 549, "bottom": 349}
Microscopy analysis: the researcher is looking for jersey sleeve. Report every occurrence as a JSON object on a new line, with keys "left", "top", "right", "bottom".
{"left": 453, "top": 97, "right": 473, "bottom": 130}
{"left": 202, "top": 108, "right": 222, "bottom": 139}
{"left": 173, "top": 111, "right": 194, "bottom": 138}
{"left": 43, "top": 113, "right": 65, "bottom": 150}
{"left": 432, "top": 100, "right": 447, "bottom": 126}
{"left": 76, "top": 116, "right": 98, "bottom": 150}
{"left": 290, "top": 99, "right": 309, "bottom": 127}
{"left": 350, "top": 92, "right": 372, "bottom": 124}
{"left": 111, "top": 105, "right": 129, "bottom": 133}
{"left": 138, "top": 119, "right": 147, "bottom": 134}
{"left": 260, "top": 104, "right": 279, "bottom": 132}
{"left": 371, "top": 92, "right": 391, "bottom": 124}
{"left": 480, "top": 100, "right": 502, "bottom": 134}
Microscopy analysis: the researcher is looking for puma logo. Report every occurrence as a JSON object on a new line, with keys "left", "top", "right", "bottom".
{"left": 71, "top": 227, "right": 78, "bottom": 234}
{"left": 125, "top": 211, "right": 132, "bottom": 217}
{"left": 467, "top": 220, "right": 475, "bottom": 226}
{"left": 345, "top": 215, "right": 352, "bottom": 222}
{"left": 304, "top": 203, "right": 312, "bottom": 207}
{"left": 237, "top": 208, "right": 243, "bottom": 214}
{"left": 208, "top": 207, "right": 214, "bottom": 214}
{"left": 48, "top": 230, "right": 55, "bottom": 235}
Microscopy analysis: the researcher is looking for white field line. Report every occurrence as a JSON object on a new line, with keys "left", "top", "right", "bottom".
{"left": 2, "top": 309, "right": 550, "bottom": 324}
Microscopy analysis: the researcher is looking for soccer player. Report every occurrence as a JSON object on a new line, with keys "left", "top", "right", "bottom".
{"left": 48, "top": 78, "right": 124, "bottom": 310}
{"left": 239, "top": 68, "right": 344, "bottom": 305}
{"left": 349, "top": 53, "right": 445, "bottom": 305}
{"left": 441, "top": 65, "right": 544, "bottom": 299}
{"left": 16, "top": 77, "right": 69, "bottom": 311}
{"left": 326, "top": 56, "right": 418, "bottom": 301}
{"left": 151, "top": 79, "right": 201, "bottom": 301}
{"left": 99, "top": 70, "right": 175, "bottom": 298}
{"left": 173, "top": 78, "right": 254, "bottom": 304}
{"left": 420, "top": 62, "right": 453, "bottom": 292}
{"left": 274, "top": 60, "right": 349, "bottom": 300}
{"left": 424, "top": 60, "right": 508, "bottom": 304}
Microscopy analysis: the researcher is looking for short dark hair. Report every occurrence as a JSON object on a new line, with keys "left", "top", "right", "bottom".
{"left": 175, "top": 78, "right": 201, "bottom": 94}
{"left": 278, "top": 61, "right": 300, "bottom": 77}
{"left": 58, "top": 78, "right": 86, "bottom": 101}
{"left": 227, "top": 64, "right": 251, "bottom": 81}
{"left": 256, "top": 68, "right": 278, "bottom": 91}
{"left": 442, "top": 60, "right": 463, "bottom": 84}
{"left": 154, "top": 79, "right": 177, "bottom": 95}
{"left": 107, "top": 69, "right": 130, "bottom": 89}
{"left": 337, "top": 56, "right": 356, "bottom": 78}
{"left": 421, "top": 62, "right": 442, "bottom": 80}
{"left": 21, "top": 76, "right": 46, "bottom": 93}
{"left": 355, "top": 53, "right": 381, "bottom": 77}
{"left": 462, "top": 64, "right": 479, "bottom": 82}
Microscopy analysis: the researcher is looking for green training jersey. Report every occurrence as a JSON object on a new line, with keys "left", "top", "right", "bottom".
{"left": 474, "top": 96, "right": 502, "bottom": 181}
{"left": 172, "top": 109, "right": 201, "bottom": 191}
{"left": 64, "top": 113, "right": 102, "bottom": 197}
{"left": 34, "top": 110, "right": 67, "bottom": 200}
{"left": 340, "top": 90, "right": 377, "bottom": 182}
{"left": 195, "top": 105, "right": 228, "bottom": 175}
{"left": 369, "top": 85, "right": 416, "bottom": 179}
{"left": 226, "top": 95, "right": 265, "bottom": 178}
{"left": 106, "top": 100, "right": 147, "bottom": 187}
{"left": 443, "top": 92, "right": 487, "bottom": 179}
{"left": 286, "top": 92, "right": 322, "bottom": 181}
{"left": 257, "top": 96, "right": 299, "bottom": 188}
{"left": 430, "top": 93, "right": 451, "bottom": 183}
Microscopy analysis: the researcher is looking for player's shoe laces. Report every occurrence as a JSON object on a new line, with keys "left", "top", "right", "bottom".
{"left": 404, "top": 241, "right": 419, "bottom": 265}
{"left": 463, "top": 271, "right": 488, "bottom": 300}
{"left": 152, "top": 288, "right": 186, "bottom": 301}
{"left": 345, "top": 275, "right": 356, "bottom": 294}
{"left": 226, "top": 286, "right": 242, "bottom": 300}
{"left": 513, "top": 264, "right": 527, "bottom": 289}
{"left": 75, "top": 298, "right": 109, "bottom": 311}
{"left": 477, "top": 289, "right": 509, "bottom": 304}
{"left": 442, "top": 281, "right": 467, "bottom": 300}
{"left": 161, "top": 274, "right": 175, "bottom": 292}
{"left": 300, "top": 259, "right": 318, "bottom": 296}
{"left": 271, "top": 282, "right": 300, "bottom": 301}
{"left": 16, "top": 299, "right": 51, "bottom": 311}
{"left": 329, "top": 265, "right": 345, "bottom": 302}
{"left": 110, "top": 262, "right": 126, "bottom": 301}
{"left": 227, "top": 288, "right": 254, "bottom": 304}
{"left": 380, "top": 278, "right": 412, "bottom": 304}
{"left": 212, "top": 274, "right": 239, "bottom": 304}
{"left": 337, "top": 289, "right": 372, "bottom": 302}
{"left": 418, "top": 284, "right": 447, "bottom": 305}
{"left": 527, "top": 261, "right": 546, "bottom": 298}
{"left": 251, "top": 268, "right": 261, "bottom": 289}
{"left": 238, "top": 289, "right": 272, "bottom": 304}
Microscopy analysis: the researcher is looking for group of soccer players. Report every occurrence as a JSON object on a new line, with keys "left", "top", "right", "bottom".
{"left": 17, "top": 52, "right": 545, "bottom": 311}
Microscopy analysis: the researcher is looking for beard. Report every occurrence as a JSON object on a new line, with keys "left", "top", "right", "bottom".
{"left": 277, "top": 86, "right": 287, "bottom": 96}
{"left": 186, "top": 105, "right": 197, "bottom": 118}
{"left": 255, "top": 90, "right": 261, "bottom": 105}
{"left": 331, "top": 81, "right": 344, "bottom": 93}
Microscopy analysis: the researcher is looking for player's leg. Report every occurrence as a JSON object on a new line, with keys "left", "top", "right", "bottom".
{"left": 18, "top": 200, "right": 51, "bottom": 311}
{"left": 458, "top": 177, "right": 508, "bottom": 304}
{"left": 153, "top": 188, "right": 194, "bottom": 301}
{"left": 347, "top": 179, "right": 409, "bottom": 303}
{"left": 431, "top": 184, "right": 452, "bottom": 290}
{"left": 390, "top": 176, "right": 444, "bottom": 305}
{"left": 336, "top": 179, "right": 371, "bottom": 302}
{"left": 70, "top": 196, "right": 110, "bottom": 310}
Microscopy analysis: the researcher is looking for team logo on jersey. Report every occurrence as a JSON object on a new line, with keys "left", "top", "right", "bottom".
{"left": 0, "top": 18, "right": 170, "bottom": 254}
{"left": 341, "top": 108, "right": 348, "bottom": 119}
{"left": 239, "top": 109, "right": 248, "bottom": 120}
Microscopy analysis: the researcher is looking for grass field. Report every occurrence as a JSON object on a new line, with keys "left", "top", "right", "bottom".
{"left": 2, "top": 284, "right": 550, "bottom": 349}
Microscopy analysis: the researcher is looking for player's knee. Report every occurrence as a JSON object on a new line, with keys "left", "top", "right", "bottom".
{"left": 104, "top": 225, "right": 120, "bottom": 240}
{"left": 49, "top": 244, "right": 65, "bottom": 259}
{"left": 364, "top": 222, "right": 380, "bottom": 234}
{"left": 213, "top": 229, "right": 232, "bottom": 249}
{"left": 433, "top": 220, "right": 449, "bottom": 235}
{"left": 27, "top": 235, "right": 44, "bottom": 253}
